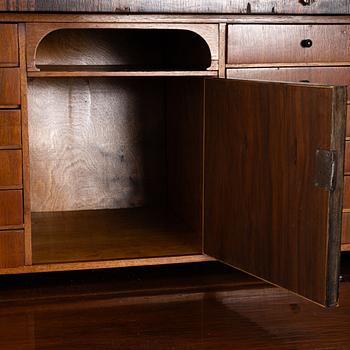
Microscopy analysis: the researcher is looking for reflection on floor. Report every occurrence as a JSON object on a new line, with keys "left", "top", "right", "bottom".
{"left": 0, "top": 255, "right": 350, "bottom": 349}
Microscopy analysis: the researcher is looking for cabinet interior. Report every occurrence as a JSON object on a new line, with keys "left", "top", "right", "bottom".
{"left": 35, "top": 28, "right": 212, "bottom": 72}
{"left": 28, "top": 77, "right": 204, "bottom": 264}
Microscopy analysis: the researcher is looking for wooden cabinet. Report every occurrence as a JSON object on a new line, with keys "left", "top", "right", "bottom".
{"left": 0, "top": 11, "right": 349, "bottom": 308}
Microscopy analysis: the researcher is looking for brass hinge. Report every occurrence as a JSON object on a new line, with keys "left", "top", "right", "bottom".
{"left": 314, "top": 149, "right": 337, "bottom": 192}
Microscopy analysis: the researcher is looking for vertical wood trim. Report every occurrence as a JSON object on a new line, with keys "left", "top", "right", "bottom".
{"left": 18, "top": 23, "right": 32, "bottom": 265}
{"left": 201, "top": 78, "right": 206, "bottom": 254}
{"left": 326, "top": 86, "right": 347, "bottom": 306}
{"left": 218, "top": 23, "right": 226, "bottom": 78}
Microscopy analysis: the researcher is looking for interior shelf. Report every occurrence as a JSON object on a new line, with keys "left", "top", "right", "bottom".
{"left": 32, "top": 208, "right": 202, "bottom": 265}
{"left": 28, "top": 66, "right": 217, "bottom": 77}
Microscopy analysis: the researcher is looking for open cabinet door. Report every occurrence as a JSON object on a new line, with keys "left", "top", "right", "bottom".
{"left": 204, "top": 79, "right": 346, "bottom": 307}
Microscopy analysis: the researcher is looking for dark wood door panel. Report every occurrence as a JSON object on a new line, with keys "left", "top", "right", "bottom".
{"left": 0, "top": 150, "right": 22, "bottom": 187}
{"left": 228, "top": 68, "right": 350, "bottom": 138}
{"left": 0, "top": 68, "right": 20, "bottom": 106}
{"left": 227, "top": 25, "right": 350, "bottom": 65}
{"left": 0, "top": 110, "right": 21, "bottom": 147}
{"left": 0, "top": 24, "right": 18, "bottom": 66}
{"left": 0, "top": 230, "right": 24, "bottom": 268}
{"left": 0, "top": 190, "right": 23, "bottom": 227}
{"left": 204, "top": 78, "right": 346, "bottom": 307}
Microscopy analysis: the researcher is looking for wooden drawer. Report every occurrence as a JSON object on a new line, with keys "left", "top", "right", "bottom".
{"left": 0, "top": 68, "right": 20, "bottom": 106}
{"left": 347, "top": 105, "right": 350, "bottom": 138}
{"left": 0, "top": 24, "right": 18, "bottom": 66}
{"left": 0, "top": 190, "right": 23, "bottom": 227}
{"left": 227, "top": 25, "right": 350, "bottom": 65}
{"left": 227, "top": 67, "right": 350, "bottom": 96}
{"left": 343, "top": 213, "right": 350, "bottom": 244}
{"left": 0, "top": 230, "right": 24, "bottom": 268}
{"left": 345, "top": 142, "right": 350, "bottom": 175}
{"left": 0, "top": 110, "right": 21, "bottom": 147}
{"left": 344, "top": 177, "right": 350, "bottom": 210}
{"left": 0, "top": 150, "right": 22, "bottom": 187}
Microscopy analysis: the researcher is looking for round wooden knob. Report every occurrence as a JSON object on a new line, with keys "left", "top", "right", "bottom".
{"left": 299, "top": 0, "right": 312, "bottom": 6}
{"left": 300, "top": 39, "right": 313, "bottom": 48}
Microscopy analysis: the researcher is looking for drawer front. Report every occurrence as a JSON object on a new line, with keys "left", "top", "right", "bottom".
{"left": 344, "top": 177, "right": 350, "bottom": 210}
{"left": 0, "top": 110, "right": 21, "bottom": 147}
{"left": 347, "top": 105, "right": 350, "bottom": 138}
{"left": 0, "top": 150, "right": 22, "bottom": 187}
{"left": 0, "top": 68, "right": 20, "bottom": 106}
{"left": 0, "top": 190, "right": 23, "bottom": 227}
{"left": 342, "top": 213, "right": 350, "bottom": 244}
{"left": 345, "top": 142, "right": 350, "bottom": 175}
{"left": 0, "top": 230, "right": 24, "bottom": 268}
{"left": 227, "top": 67, "right": 350, "bottom": 95}
{"left": 227, "top": 25, "right": 350, "bottom": 65}
{"left": 0, "top": 25, "right": 18, "bottom": 66}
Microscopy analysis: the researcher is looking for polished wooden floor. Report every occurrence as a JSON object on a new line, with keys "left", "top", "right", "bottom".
{"left": 1, "top": 255, "right": 350, "bottom": 349}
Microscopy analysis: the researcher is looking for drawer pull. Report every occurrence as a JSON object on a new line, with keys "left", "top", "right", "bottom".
{"left": 299, "top": 0, "right": 314, "bottom": 6}
{"left": 300, "top": 80, "right": 310, "bottom": 83}
{"left": 300, "top": 39, "right": 313, "bottom": 48}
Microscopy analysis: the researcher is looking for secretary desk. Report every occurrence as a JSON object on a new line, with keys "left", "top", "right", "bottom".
{"left": 1, "top": 0, "right": 350, "bottom": 307}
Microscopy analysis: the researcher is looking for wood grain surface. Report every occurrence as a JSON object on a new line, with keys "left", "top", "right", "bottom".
{"left": 2, "top": 261, "right": 350, "bottom": 349}
{"left": 28, "top": 77, "right": 167, "bottom": 212}
{"left": 32, "top": 207, "right": 202, "bottom": 264}
{"left": 0, "top": 110, "right": 21, "bottom": 148}
{"left": 166, "top": 78, "right": 204, "bottom": 236}
{"left": 28, "top": 70, "right": 217, "bottom": 78}
{"left": 1, "top": 0, "right": 350, "bottom": 14}
{"left": 0, "top": 230, "right": 24, "bottom": 268}
{"left": 342, "top": 213, "right": 350, "bottom": 244}
{"left": 0, "top": 150, "right": 22, "bottom": 187}
{"left": 204, "top": 79, "right": 346, "bottom": 306}
{"left": 347, "top": 105, "right": 350, "bottom": 138}
{"left": 0, "top": 190, "right": 23, "bottom": 227}
{"left": 344, "top": 177, "right": 350, "bottom": 209}
{"left": 26, "top": 23, "right": 218, "bottom": 72}
{"left": 345, "top": 142, "right": 350, "bottom": 174}
{"left": 35, "top": 29, "right": 211, "bottom": 71}
{"left": 19, "top": 23, "right": 32, "bottom": 265}
{"left": 0, "top": 24, "right": 18, "bottom": 66}
{"left": 0, "top": 68, "right": 20, "bottom": 106}
{"left": 227, "top": 25, "right": 350, "bottom": 65}
{"left": 227, "top": 67, "right": 350, "bottom": 98}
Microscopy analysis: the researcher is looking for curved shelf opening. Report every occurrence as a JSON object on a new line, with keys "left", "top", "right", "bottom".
{"left": 34, "top": 28, "right": 212, "bottom": 74}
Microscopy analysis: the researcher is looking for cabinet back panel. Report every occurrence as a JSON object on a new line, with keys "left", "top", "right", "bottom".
{"left": 28, "top": 78, "right": 167, "bottom": 212}
{"left": 166, "top": 78, "right": 204, "bottom": 235}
